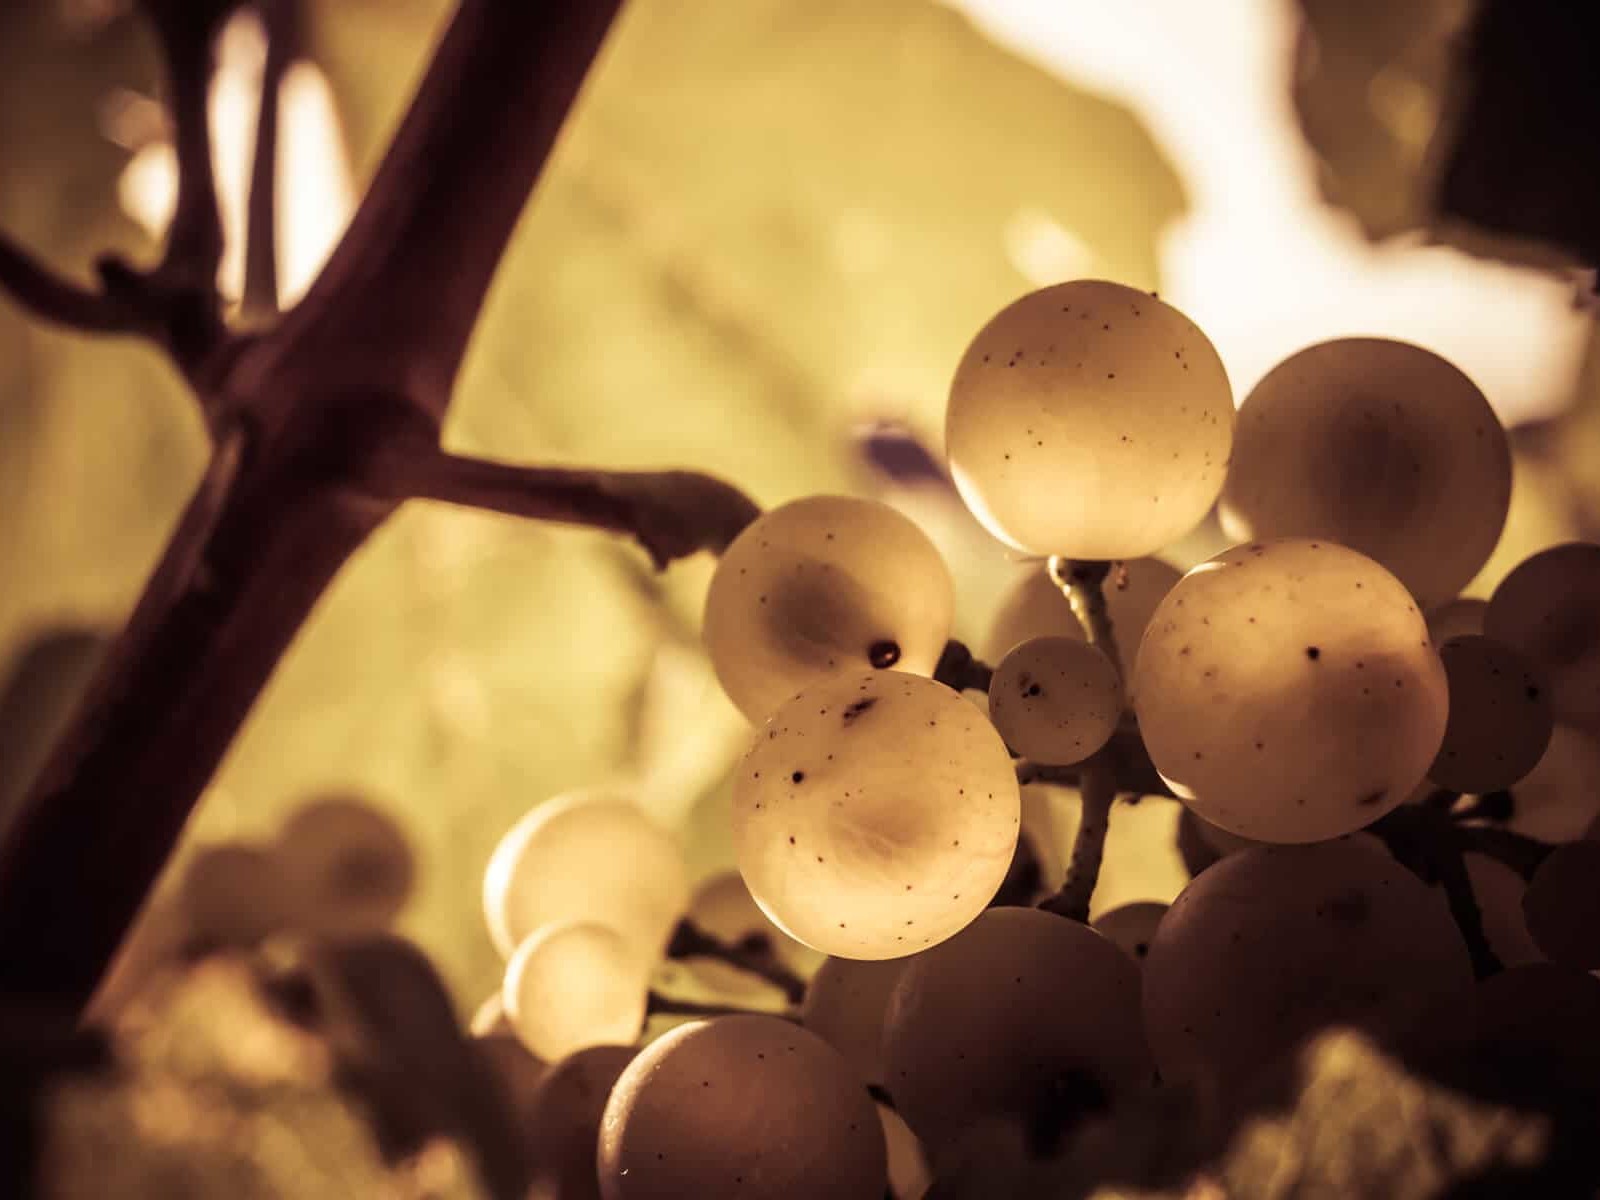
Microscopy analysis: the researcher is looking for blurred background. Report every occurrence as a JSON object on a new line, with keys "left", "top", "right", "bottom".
{"left": 1, "top": 0, "right": 1595, "bottom": 1011}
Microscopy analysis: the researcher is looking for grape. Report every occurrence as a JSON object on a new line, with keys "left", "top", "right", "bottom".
{"left": 988, "top": 637, "right": 1120, "bottom": 765}
{"left": 1189, "top": 812, "right": 1267, "bottom": 859}
{"left": 1142, "top": 839, "right": 1472, "bottom": 1095}
{"left": 1132, "top": 539, "right": 1448, "bottom": 843}
{"left": 524, "top": 1044, "right": 637, "bottom": 1200}
{"left": 984, "top": 558, "right": 1181, "bottom": 663}
{"left": 1426, "top": 597, "right": 1487, "bottom": 644}
{"left": 1485, "top": 543, "right": 1600, "bottom": 730}
{"left": 945, "top": 280, "right": 1233, "bottom": 560}
{"left": 732, "top": 671, "right": 1019, "bottom": 959}
{"left": 1428, "top": 636, "right": 1552, "bottom": 793}
{"left": 1484, "top": 724, "right": 1600, "bottom": 842}
{"left": 503, "top": 921, "right": 650, "bottom": 1061}
{"left": 876, "top": 1104, "right": 932, "bottom": 1200}
{"left": 1090, "top": 901, "right": 1167, "bottom": 966}
{"left": 483, "top": 790, "right": 690, "bottom": 961}
{"left": 1522, "top": 840, "right": 1600, "bottom": 969}
{"left": 1461, "top": 852, "right": 1544, "bottom": 969}
{"left": 472, "top": 1032, "right": 547, "bottom": 1128}
{"left": 800, "top": 956, "right": 909, "bottom": 1086}
{"left": 703, "top": 496, "right": 954, "bottom": 723}
{"left": 276, "top": 796, "right": 414, "bottom": 937}
{"left": 1471, "top": 964, "right": 1600, "bottom": 1078}
{"left": 598, "top": 1015, "right": 886, "bottom": 1200}
{"left": 470, "top": 991, "right": 513, "bottom": 1037}
{"left": 881, "top": 907, "right": 1151, "bottom": 1146}
{"left": 1219, "top": 338, "right": 1510, "bottom": 608}
{"left": 178, "top": 841, "right": 290, "bottom": 948}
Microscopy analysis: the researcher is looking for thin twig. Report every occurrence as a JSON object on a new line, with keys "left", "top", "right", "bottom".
{"left": 666, "top": 920, "right": 806, "bottom": 1004}
{"left": 1047, "top": 557, "right": 1123, "bottom": 675}
{"left": 1038, "top": 759, "right": 1116, "bottom": 923}
{"left": 1016, "top": 760, "right": 1080, "bottom": 788}
{"left": 1456, "top": 824, "right": 1556, "bottom": 880}
{"left": 242, "top": 0, "right": 297, "bottom": 322}
{"left": 0, "top": 233, "right": 134, "bottom": 333}
{"left": 933, "top": 639, "right": 994, "bottom": 692}
{"left": 1432, "top": 825, "right": 1503, "bottom": 979}
{"left": 646, "top": 992, "right": 797, "bottom": 1022}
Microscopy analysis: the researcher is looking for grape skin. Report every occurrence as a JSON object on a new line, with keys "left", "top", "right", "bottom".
{"left": 503, "top": 921, "right": 650, "bottom": 1062}
{"left": 1466, "top": 724, "right": 1600, "bottom": 842}
{"left": 984, "top": 557, "right": 1181, "bottom": 663}
{"left": 732, "top": 671, "right": 1019, "bottom": 959}
{"left": 1428, "top": 635, "right": 1553, "bottom": 793}
{"left": 946, "top": 280, "right": 1233, "bottom": 560}
{"left": 704, "top": 495, "right": 954, "bottom": 723}
{"left": 482, "top": 790, "right": 690, "bottom": 962}
{"left": 1133, "top": 539, "right": 1448, "bottom": 843}
{"left": 1142, "top": 840, "right": 1472, "bottom": 1095}
{"left": 598, "top": 1016, "right": 886, "bottom": 1200}
{"left": 1220, "top": 337, "right": 1510, "bottom": 609}
{"left": 988, "top": 637, "right": 1120, "bottom": 765}
{"left": 881, "top": 907, "right": 1151, "bottom": 1147}
{"left": 1485, "top": 543, "right": 1600, "bottom": 731}
{"left": 1522, "top": 840, "right": 1600, "bottom": 969}
{"left": 524, "top": 1044, "right": 636, "bottom": 1200}
{"left": 800, "top": 956, "right": 910, "bottom": 1087}
{"left": 1090, "top": 901, "right": 1168, "bottom": 966}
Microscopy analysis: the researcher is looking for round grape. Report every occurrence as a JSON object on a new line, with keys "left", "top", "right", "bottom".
{"left": 179, "top": 841, "right": 289, "bottom": 948}
{"left": 1090, "top": 901, "right": 1168, "bottom": 966}
{"left": 1522, "top": 840, "right": 1600, "bottom": 969}
{"left": 1220, "top": 338, "right": 1510, "bottom": 608}
{"left": 984, "top": 557, "right": 1181, "bottom": 663}
{"left": 1143, "top": 840, "right": 1472, "bottom": 1094}
{"left": 483, "top": 790, "right": 690, "bottom": 961}
{"left": 882, "top": 907, "right": 1151, "bottom": 1147}
{"left": 1132, "top": 539, "right": 1448, "bottom": 843}
{"left": 503, "top": 921, "right": 650, "bottom": 1061}
{"left": 800, "top": 956, "right": 910, "bottom": 1087}
{"left": 598, "top": 1015, "right": 885, "bottom": 1200}
{"left": 1471, "top": 964, "right": 1600, "bottom": 1079}
{"left": 988, "top": 637, "right": 1120, "bottom": 765}
{"left": 1426, "top": 596, "right": 1488, "bottom": 644}
{"left": 732, "top": 671, "right": 1019, "bottom": 959}
{"left": 946, "top": 280, "right": 1233, "bottom": 560}
{"left": 277, "top": 796, "right": 414, "bottom": 937}
{"left": 1428, "top": 636, "right": 1552, "bottom": 793}
{"left": 704, "top": 496, "right": 954, "bottom": 723}
{"left": 525, "top": 1044, "right": 637, "bottom": 1200}
{"left": 1485, "top": 543, "right": 1600, "bottom": 731}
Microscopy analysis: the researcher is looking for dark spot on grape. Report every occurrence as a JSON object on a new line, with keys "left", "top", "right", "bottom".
{"left": 842, "top": 697, "right": 877, "bottom": 725}
{"left": 1358, "top": 789, "right": 1386, "bottom": 806}
{"left": 1306, "top": 646, "right": 1321, "bottom": 661}
{"left": 1527, "top": 684, "right": 1541, "bottom": 700}
{"left": 791, "top": 770, "right": 805, "bottom": 784}
{"left": 1134, "top": 942, "right": 1148, "bottom": 957}
{"left": 868, "top": 640, "right": 901, "bottom": 669}
{"left": 1327, "top": 890, "right": 1369, "bottom": 924}
{"left": 788, "top": 835, "right": 796, "bottom": 844}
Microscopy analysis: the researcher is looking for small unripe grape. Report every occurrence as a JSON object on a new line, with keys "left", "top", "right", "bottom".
{"left": 1428, "top": 636, "right": 1552, "bottom": 793}
{"left": 1486, "top": 543, "right": 1600, "bottom": 731}
{"left": 704, "top": 496, "right": 954, "bottom": 723}
{"left": 800, "top": 956, "right": 909, "bottom": 1087}
{"left": 483, "top": 790, "right": 689, "bottom": 962}
{"left": 988, "top": 637, "right": 1120, "bottom": 765}
{"left": 733, "top": 672, "right": 1019, "bottom": 959}
{"left": 599, "top": 1016, "right": 886, "bottom": 1200}
{"left": 1220, "top": 338, "right": 1510, "bottom": 608}
{"left": 946, "top": 280, "right": 1233, "bottom": 560}
{"left": 1143, "top": 840, "right": 1472, "bottom": 1094}
{"left": 984, "top": 557, "right": 1181, "bottom": 662}
{"left": 1133, "top": 539, "right": 1448, "bottom": 843}
{"left": 1522, "top": 841, "right": 1600, "bottom": 969}
{"left": 882, "top": 907, "right": 1151, "bottom": 1147}
{"left": 1090, "top": 901, "right": 1168, "bottom": 966}
{"left": 503, "top": 921, "right": 649, "bottom": 1061}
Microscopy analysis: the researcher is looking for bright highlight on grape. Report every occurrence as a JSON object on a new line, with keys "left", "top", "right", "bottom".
{"left": 503, "top": 920, "right": 650, "bottom": 1061}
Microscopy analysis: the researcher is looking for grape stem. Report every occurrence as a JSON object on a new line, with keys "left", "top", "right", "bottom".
{"left": 645, "top": 992, "right": 798, "bottom": 1022}
{"left": 1047, "top": 557, "right": 1124, "bottom": 676}
{"left": 1037, "top": 754, "right": 1117, "bottom": 924}
{"left": 665, "top": 919, "right": 807, "bottom": 1004}
{"left": 932, "top": 639, "right": 995, "bottom": 693}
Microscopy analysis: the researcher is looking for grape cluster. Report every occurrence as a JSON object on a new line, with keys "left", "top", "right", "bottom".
{"left": 462, "top": 280, "right": 1599, "bottom": 1198}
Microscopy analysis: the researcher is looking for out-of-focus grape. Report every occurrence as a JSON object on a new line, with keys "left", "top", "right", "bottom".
{"left": 1471, "top": 964, "right": 1600, "bottom": 1078}
{"left": 988, "top": 637, "right": 1120, "bottom": 765}
{"left": 1522, "top": 841, "right": 1600, "bottom": 969}
{"left": 946, "top": 280, "right": 1233, "bottom": 560}
{"left": 503, "top": 921, "right": 650, "bottom": 1062}
{"left": 1481, "top": 725, "right": 1600, "bottom": 842}
{"left": 732, "top": 672, "right": 1018, "bottom": 959}
{"left": 1428, "top": 636, "right": 1552, "bottom": 793}
{"left": 179, "top": 841, "right": 291, "bottom": 948}
{"left": 277, "top": 796, "right": 414, "bottom": 937}
{"left": 1220, "top": 338, "right": 1510, "bottom": 609}
{"left": 984, "top": 558, "right": 1181, "bottom": 663}
{"left": 470, "top": 992, "right": 512, "bottom": 1037}
{"left": 1485, "top": 543, "right": 1600, "bottom": 731}
{"left": 1461, "top": 853, "right": 1544, "bottom": 968}
{"left": 1143, "top": 840, "right": 1472, "bottom": 1095}
{"left": 598, "top": 1016, "right": 885, "bottom": 1200}
{"left": 1426, "top": 597, "right": 1488, "bottom": 644}
{"left": 483, "top": 790, "right": 690, "bottom": 961}
{"left": 1090, "top": 901, "right": 1167, "bottom": 966}
{"left": 800, "top": 956, "right": 909, "bottom": 1087}
{"left": 1133, "top": 540, "right": 1448, "bottom": 843}
{"left": 703, "top": 496, "right": 954, "bottom": 723}
{"left": 881, "top": 907, "right": 1150, "bottom": 1146}
{"left": 877, "top": 1104, "right": 932, "bottom": 1200}
{"left": 472, "top": 1032, "right": 548, "bottom": 1129}
{"left": 526, "top": 1044, "right": 637, "bottom": 1200}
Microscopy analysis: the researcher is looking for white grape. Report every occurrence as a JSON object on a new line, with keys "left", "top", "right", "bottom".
{"left": 1132, "top": 539, "right": 1448, "bottom": 843}
{"left": 733, "top": 671, "right": 1019, "bottom": 959}
{"left": 483, "top": 790, "right": 690, "bottom": 961}
{"left": 1143, "top": 839, "right": 1472, "bottom": 1094}
{"left": 881, "top": 907, "right": 1151, "bottom": 1147}
{"left": 1485, "top": 543, "right": 1600, "bottom": 730}
{"left": 988, "top": 636, "right": 1120, "bottom": 764}
{"left": 1220, "top": 337, "right": 1510, "bottom": 608}
{"left": 1429, "top": 635, "right": 1552, "bottom": 792}
{"left": 598, "top": 1015, "right": 886, "bottom": 1200}
{"left": 503, "top": 921, "right": 650, "bottom": 1062}
{"left": 1090, "top": 901, "right": 1167, "bottom": 966}
{"left": 985, "top": 557, "right": 1181, "bottom": 663}
{"left": 946, "top": 280, "right": 1233, "bottom": 560}
{"left": 525, "top": 1044, "right": 637, "bottom": 1200}
{"left": 800, "top": 956, "right": 910, "bottom": 1087}
{"left": 704, "top": 496, "right": 954, "bottom": 723}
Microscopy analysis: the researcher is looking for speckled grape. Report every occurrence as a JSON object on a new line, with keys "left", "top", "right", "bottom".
{"left": 1429, "top": 635, "right": 1552, "bottom": 792}
{"left": 988, "top": 636, "right": 1120, "bottom": 764}
{"left": 1486, "top": 543, "right": 1600, "bottom": 731}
